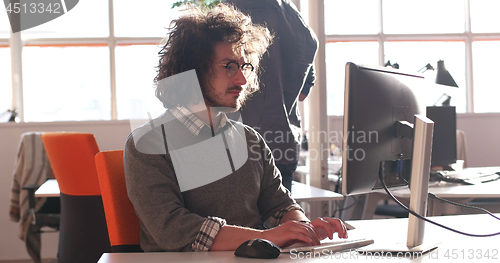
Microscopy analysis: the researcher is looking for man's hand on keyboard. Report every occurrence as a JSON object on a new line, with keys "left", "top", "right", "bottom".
{"left": 310, "top": 217, "right": 348, "bottom": 240}
{"left": 261, "top": 220, "right": 321, "bottom": 247}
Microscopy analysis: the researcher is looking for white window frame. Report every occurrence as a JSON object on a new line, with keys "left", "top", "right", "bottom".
{"left": 6, "top": 0, "right": 500, "bottom": 122}
{"left": 7, "top": 0, "right": 163, "bottom": 122}
{"left": 324, "top": 0, "right": 500, "bottom": 113}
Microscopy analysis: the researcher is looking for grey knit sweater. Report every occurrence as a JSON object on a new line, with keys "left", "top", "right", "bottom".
{"left": 124, "top": 110, "right": 297, "bottom": 252}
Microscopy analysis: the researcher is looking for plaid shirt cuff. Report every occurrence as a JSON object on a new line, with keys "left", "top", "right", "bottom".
{"left": 191, "top": 216, "right": 227, "bottom": 251}
{"left": 262, "top": 204, "right": 304, "bottom": 229}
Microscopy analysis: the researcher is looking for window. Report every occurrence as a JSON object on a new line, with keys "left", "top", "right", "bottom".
{"left": 1, "top": 5, "right": 11, "bottom": 115}
{"left": 326, "top": 42, "right": 379, "bottom": 115}
{"left": 0, "top": 2, "right": 10, "bottom": 38}
{"left": 22, "top": 46, "right": 111, "bottom": 122}
{"left": 0, "top": 47, "right": 12, "bottom": 114}
{"left": 115, "top": 44, "right": 165, "bottom": 120}
{"left": 5, "top": 0, "right": 500, "bottom": 121}
{"left": 470, "top": 0, "right": 500, "bottom": 33}
{"left": 5, "top": 0, "right": 180, "bottom": 122}
{"left": 382, "top": 0, "right": 465, "bottom": 34}
{"left": 325, "top": 0, "right": 500, "bottom": 115}
{"left": 324, "top": 0, "right": 378, "bottom": 35}
{"left": 472, "top": 41, "right": 500, "bottom": 113}
{"left": 114, "top": 0, "right": 178, "bottom": 37}
{"left": 21, "top": 0, "right": 109, "bottom": 38}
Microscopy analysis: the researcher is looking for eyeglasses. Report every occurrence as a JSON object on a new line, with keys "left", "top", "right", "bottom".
{"left": 214, "top": 61, "right": 254, "bottom": 78}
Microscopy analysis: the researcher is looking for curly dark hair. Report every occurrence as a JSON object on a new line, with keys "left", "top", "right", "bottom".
{"left": 154, "top": 3, "right": 273, "bottom": 109}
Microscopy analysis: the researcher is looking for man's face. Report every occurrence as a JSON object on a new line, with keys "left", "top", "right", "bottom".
{"left": 204, "top": 42, "right": 249, "bottom": 111}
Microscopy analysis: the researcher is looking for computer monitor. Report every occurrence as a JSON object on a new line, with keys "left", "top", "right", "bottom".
{"left": 341, "top": 62, "right": 442, "bottom": 253}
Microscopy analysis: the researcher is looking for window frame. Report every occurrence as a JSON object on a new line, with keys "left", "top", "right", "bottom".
{"left": 6, "top": 0, "right": 164, "bottom": 122}
{"left": 325, "top": 0, "right": 500, "bottom": 114}
{"left": 5, "top": 0, "right": 500, "bottom": 122}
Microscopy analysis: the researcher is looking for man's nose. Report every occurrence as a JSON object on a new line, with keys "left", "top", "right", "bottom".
{"left": 233, "top": 69, "right": 248, "bottom": 86}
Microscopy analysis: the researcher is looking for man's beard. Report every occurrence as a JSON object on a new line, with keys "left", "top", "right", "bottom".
{"left": 203, "top": 85, "right": 248, "bottom": 112}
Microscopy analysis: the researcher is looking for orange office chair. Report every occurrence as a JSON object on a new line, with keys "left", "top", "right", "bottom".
{"left": 95, "top": 150, "right": 142, "bottom": 252}
{"left": 41, "top": 132, "right": 111, "bottom": 263}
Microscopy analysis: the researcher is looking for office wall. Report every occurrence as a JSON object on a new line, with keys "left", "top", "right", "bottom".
{"left": 327, "top": 113, "right": 500, "bottom": 167}
{"left": 454, "top": 113, "right": 500, "bottom": 167}
{"left": 0, "top": 120, "right": 133, "bottom": 261}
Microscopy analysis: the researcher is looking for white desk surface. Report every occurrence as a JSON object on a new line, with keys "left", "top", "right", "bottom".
{"left": 360, "top": 167, "right": 500, "bottom": 219}
{"left": 388, "top": 166, "right": 500, "bottom": 199}
{"left": 389, "top": 180, "right": 500, "bottom": 199}
{"left": 34, "top": 178, "right": 59, "bottom": 197}
{"left": 291, "top": 181, "right": 343, "bottom": 202}
{"left": 98, "top": 213, "right": 500, "bottom": 262}
{"left": 35, "top": 179, "right": 344, "bottom": 202}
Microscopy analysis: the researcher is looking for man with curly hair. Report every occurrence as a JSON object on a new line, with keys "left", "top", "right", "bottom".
{"left": 124, "top": 3, "right": 347, "bottom": 252}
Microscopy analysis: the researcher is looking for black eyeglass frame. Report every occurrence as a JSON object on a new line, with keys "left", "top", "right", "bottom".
{"left": 213, "top": 61, "right": 254, "bottom": 78}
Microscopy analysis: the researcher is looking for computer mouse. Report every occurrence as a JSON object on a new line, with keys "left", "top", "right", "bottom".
{"left": 234, "top": 238, "right": 281, "bottom": 259}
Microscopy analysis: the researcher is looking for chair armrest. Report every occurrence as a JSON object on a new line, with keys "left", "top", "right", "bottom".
{"left": 22, "top": 185, "right": 39, "bottom": 225}
{"left": 22, "top": 185, "right": 39, "bottom": 209}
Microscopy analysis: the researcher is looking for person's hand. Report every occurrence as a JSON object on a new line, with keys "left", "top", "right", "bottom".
{"left": 309, "top": 217, "right": 348, "bottom": 240}
{"left": 261, "top": 220, "right": 321, "bottom": 247}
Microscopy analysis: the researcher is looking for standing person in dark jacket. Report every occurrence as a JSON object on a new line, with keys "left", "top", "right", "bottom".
{"left": 225, "top": 0, "right": 318, "bottom": 191}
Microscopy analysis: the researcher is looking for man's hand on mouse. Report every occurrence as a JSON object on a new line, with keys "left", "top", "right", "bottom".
{"left": 260, "top": 217, "right": 348, "bottom": 248}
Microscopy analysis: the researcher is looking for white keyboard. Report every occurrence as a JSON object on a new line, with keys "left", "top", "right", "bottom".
{"left": 281, "top": 238, "right": 374, "bottom": 253}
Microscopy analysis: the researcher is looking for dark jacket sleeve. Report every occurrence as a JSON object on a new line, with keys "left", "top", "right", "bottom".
{"left": 300, "top": 65, "right": 316, "bottom": 96}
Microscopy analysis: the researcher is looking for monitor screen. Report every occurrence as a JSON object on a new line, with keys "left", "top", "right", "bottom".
{"left": 341, "top": 62, "right": 446, "bottom": 196}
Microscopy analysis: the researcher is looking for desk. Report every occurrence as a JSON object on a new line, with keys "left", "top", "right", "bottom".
{"left": 291, "top": 181, "right": 343, "bottom": 202}
{"left": 362, "top": 167, "right": 500, "bottom": 219}
{"left": 35, "top": 180, "right": 343, "bottom": 215}
{"left": 35, "top": 179, "right": 342, "bottom": 199}
{"left": 34, "top": 178, "right": 60, "bottom": 197}
{"left": 294, "top": 160, "right": 342, "bottom": 186}
{"left": 97, "top": 213, "right": 500, "bottom": 262}
{"left": 291, "top": 181, "right": 344, "bottom": 218}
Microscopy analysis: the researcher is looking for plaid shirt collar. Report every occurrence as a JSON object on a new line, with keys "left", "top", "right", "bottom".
{"left": 170, "top": 106, "right": 228, "bottom": 136}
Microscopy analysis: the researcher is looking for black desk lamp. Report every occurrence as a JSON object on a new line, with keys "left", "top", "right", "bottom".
{"left": 418, "top": 60, "right": 459, "bottom": 106}
{"left": 419, "top": 60, "right": 459, "bottom": 88}
{"left": 435, "top": 60, "right": 458, "bottom": 88}
{"left": 0, "top": 109, "right": 18, "bottom": 122}
{"left": 385, "top": 60, "right": 399, "bottom": 69}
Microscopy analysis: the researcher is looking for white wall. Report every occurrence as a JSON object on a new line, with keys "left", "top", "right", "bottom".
{"left": 454, "top": 113, "right": 500, "bottom": 167}
{"left": 0, "top": 120, "right": 133, "bottom": 261}
{"left": 327, "top": 113, "right": 500, "bottom": 168}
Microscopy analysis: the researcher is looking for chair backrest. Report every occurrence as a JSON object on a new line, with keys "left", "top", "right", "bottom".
{"left": 95, "top": 150, "right": 142, "bottom": 252}
{"left": 41, "top": 132, "right": 101, "bottom": 196}
{"left": 41, "top": 132, "right": 111, "bottom": 262}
